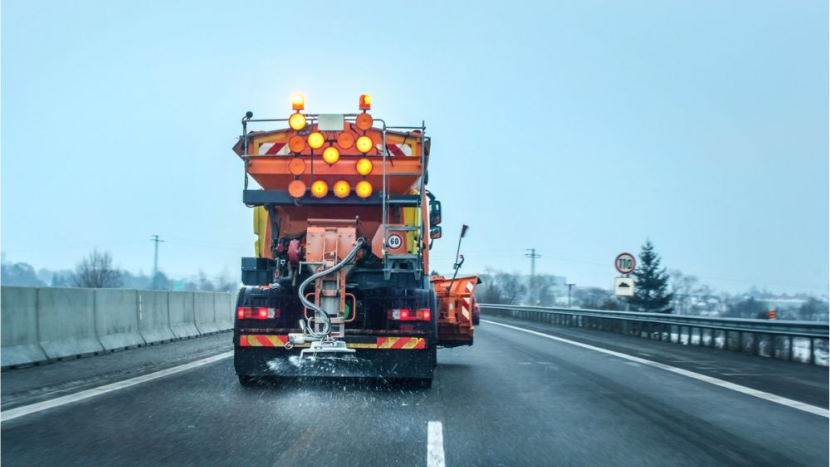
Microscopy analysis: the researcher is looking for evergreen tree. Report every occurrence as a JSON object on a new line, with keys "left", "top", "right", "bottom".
{"left": 628, "top": 240, "right": 673, "bottom": 313}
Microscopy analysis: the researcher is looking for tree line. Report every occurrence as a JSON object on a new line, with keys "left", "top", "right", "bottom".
{"left": 1, "top": 250, "right": 238, "bottom": 292}
{"left": 474, "top": 240, "right": 828, "bottom": 321}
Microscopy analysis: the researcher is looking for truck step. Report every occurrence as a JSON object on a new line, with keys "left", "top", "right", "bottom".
{"left": 387, "top": 254, "right": 420, "bottom": 260}
{"left": 386, "top": 268, "right": 424, "bottom": 274}
{"left": 386, "top": 195, "right": 421, "bottom": 206}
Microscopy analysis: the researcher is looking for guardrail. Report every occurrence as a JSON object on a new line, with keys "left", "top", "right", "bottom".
{"left": 480, "top": 304, "right": 829, "bottom": 366}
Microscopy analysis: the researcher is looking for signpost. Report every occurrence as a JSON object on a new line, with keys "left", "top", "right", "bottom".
{"left": 614, "top": 252, "right": 636, "bottom": 297}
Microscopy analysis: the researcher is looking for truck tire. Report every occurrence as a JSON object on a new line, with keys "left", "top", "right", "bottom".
{"left": 238, "top": 375, "right": 259, "bottom": 387}
{"left": 412, "top": 377, "right": 433, "bottom": 389}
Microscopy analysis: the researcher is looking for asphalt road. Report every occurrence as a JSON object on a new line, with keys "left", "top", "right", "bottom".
{"left": 2, "top": 317, "right": 827, "bottom": 467}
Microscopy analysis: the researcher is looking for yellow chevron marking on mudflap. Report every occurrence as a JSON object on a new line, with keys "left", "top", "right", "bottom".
{"left": 378, "top": 337, "right": 398, "bottom": 349}
{"left": 347, "top": 343, "right": 378, "bottom": 349}
{"left": 241, "top": 335, "right": 285, "bottom": 347}
{"left": 403, "top": 338, "right": 422, "bottom": 349}
{"left": 242, "top": 335, "right": 424, "bottom": 350}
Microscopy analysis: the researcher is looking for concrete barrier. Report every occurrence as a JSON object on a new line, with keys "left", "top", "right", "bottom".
{"left": 94, "top": 289, "right": 146, "bottom": 351}
{"left": 2, "top": 287, "right": 229, "bottom": 366}
{"left": 214, "top": 292, "right": 234, "bottom": 331}
{"left": 194, "top": 292, "right": 222, "bottom": 334}
{"left": 169, "top": 292, "right": 199, "bottom": 338}
{"left": 37, "top": 287, "right": 104, "bottom": 359}
{"left": 137, "top": 290, "right": 175, "bottom": 344}
{"left": 1, "top": 286, "right": 47, "bottom": 368}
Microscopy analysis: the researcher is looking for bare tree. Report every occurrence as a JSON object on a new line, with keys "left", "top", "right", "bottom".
{"left": 497, "top": 271, "right": 527, "bottom": 304}
{"left": 475, "top": 269, "right": 503, "bottom": 303}
{"left": 669, "top": 269, "right": 699, "bottom": 314}
{"left": 213, "top": 267, "right": 239, "bottom": 292}
{"left": 534, "top": 274, "right": 562, "bottom": 306}
{"left": 72, "top": 250, "right": 123, "bottom": 288}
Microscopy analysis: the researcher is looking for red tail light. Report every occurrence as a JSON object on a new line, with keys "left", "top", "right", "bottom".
{"left": 387, "top": 308, "right": 431, "bottom": 321}
{"left": 237, "top": 307, "right": 279, "bottom": 320}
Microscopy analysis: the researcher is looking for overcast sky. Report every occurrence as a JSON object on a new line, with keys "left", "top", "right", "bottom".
{"left": 2, "top": 0, "right": 827, "bottom": 295}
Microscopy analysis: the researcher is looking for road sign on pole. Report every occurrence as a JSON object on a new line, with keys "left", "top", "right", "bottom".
{"left": 614, "top": 277, "right": 635, "bottom": 296}
{"left": 614, "top": 252, "right": 636, "bottom": 275}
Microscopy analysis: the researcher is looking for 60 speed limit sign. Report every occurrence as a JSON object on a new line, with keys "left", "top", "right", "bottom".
{"left": 387, "top": 234, "right": 403, "bottom": 249}
{"left": 615, "top": 253, "right": 636, "bottom": 275}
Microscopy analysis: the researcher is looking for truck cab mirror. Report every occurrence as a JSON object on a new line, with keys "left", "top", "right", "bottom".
{"left": 429, "top": 199, "right": 442, "bottom": 226}
{"left": 430, "top": 226, "right": 443, "bottom": 240}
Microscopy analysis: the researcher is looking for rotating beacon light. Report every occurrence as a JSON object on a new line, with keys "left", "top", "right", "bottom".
{"left": 356, "top": 94, "right": 373, "bottom": 130}
{"left": 289, "top": 93, "right": 306, "bottom": 130}
{"left": 292, "top": 94, "right": 305, "bottom": 111}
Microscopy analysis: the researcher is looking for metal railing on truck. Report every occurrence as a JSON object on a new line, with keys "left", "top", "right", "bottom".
{"left": 480, "top": 304, "right": 829, "bottom": 366}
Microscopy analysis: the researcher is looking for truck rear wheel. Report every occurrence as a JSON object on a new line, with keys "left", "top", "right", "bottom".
{"left": 412, "top": 377, "right": 433, "bottom": 389}
{"left": 238, "top": 375, "right": 259, "bottom": 387}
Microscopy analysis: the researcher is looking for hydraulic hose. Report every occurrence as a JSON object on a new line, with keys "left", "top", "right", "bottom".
{"left": 298, "top": 238, "right": 365, "bottom": 338}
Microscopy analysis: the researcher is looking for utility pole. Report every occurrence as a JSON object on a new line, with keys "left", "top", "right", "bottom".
{"left": 525, "top": 249, "right": 541, "bottom": 304}
{"left": 567, "top": 283, "right": 576, "bottom": 308}
{"left": 151, "top": 235, "right": 164, "bottom": 289}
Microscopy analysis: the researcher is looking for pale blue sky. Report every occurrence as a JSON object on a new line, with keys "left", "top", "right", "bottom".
{"left": 2, "top": 0, "right": 827, "bottom": 294}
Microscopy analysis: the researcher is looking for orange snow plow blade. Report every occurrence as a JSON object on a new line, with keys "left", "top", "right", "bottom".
{"left": 432, "top": 275, "right": 480, "bottom": 347}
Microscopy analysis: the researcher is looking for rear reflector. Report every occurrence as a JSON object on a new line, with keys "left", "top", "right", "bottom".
{"left": 388, "top": 308, "right": 432, "bottom": 321}
{"left": 237, "top": 307, "right": 279, "bottom": 320}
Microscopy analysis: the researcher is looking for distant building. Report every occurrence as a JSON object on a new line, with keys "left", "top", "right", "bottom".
{"left": 548, "top": 275, "right": 568, "bottom": 297}
{"left": 761, "top": 298, "right": 807, "bottom": 313}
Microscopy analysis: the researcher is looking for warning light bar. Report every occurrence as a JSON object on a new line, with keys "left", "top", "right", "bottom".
{"left": 387, "top": 308, "right": 431, "bottom": 321}
{"left": 237, "top": 307, "right": 280, "bottom": 320}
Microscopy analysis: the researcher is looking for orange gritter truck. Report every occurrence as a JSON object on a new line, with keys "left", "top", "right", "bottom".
{"left": 232, "top": 94, "right": 478, "bottom": 387}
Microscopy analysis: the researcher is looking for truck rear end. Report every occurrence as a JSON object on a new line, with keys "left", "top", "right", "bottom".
{"left": 231, "top": 94, "right": 477, "bottom": 386}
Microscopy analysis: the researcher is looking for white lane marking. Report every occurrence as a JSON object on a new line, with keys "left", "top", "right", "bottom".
{"left": 1, "top": 351, "right": 233, "bottom": 423}
{"left": 483, "top": 320, "right": 829, "bottom": 418}
{"left": 427, "top": 421, "right": 446, "bottom": 467}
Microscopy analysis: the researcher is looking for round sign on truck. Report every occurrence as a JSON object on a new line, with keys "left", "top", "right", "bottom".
{"left": 615, "top": 252, "right": 636, "bottom": 275}
{"left": 387, "top": 234, "right": 403, "bottom": 249}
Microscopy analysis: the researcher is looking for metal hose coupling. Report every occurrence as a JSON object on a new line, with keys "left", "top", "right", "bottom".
{"left": 296, "top": 237, "right": 366, "bottom": 339}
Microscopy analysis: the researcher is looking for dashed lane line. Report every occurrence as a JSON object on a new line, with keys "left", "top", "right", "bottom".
{"left": 427, "top": 421, "right": 446, "bottom": 467}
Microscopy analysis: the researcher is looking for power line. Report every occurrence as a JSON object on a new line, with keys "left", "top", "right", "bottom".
{"left": 150, "top": 235, "right": 164, "bottom": 289}
{"left": 567, "top": 283, "right": 576, "bottom": 308}
{"left": 525, "top": 249, "right": 542, "bottom": 304}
